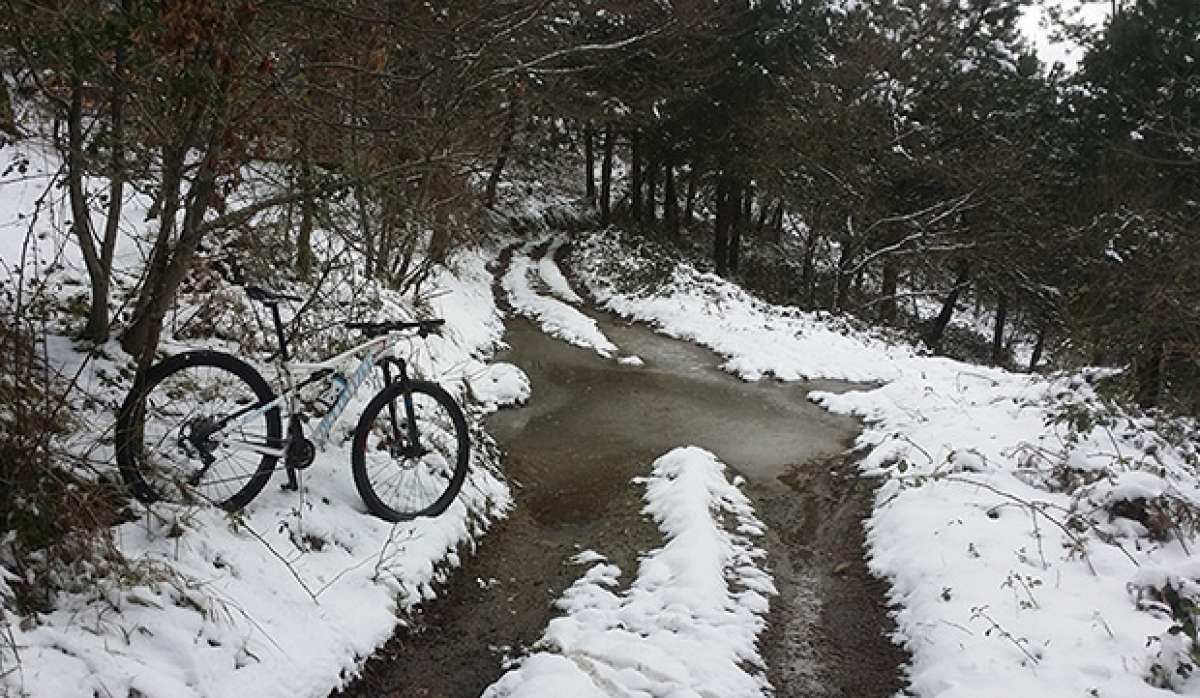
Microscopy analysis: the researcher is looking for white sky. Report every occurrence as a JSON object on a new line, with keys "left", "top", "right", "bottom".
{"left": 1018, "top": 1, "right": 1113, "bottom": 71}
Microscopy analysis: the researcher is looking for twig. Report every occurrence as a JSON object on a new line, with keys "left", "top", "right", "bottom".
{"left": 1092, "top": 611, "right": 1116, "bottom": 640}
{"left": 971, "top": 607, "right": 1041, "bottom": 666}
{"left": 1029, "top": 504, "right": 1049, "bottom": 570}
{"left": 372, "top": 524, "right": 417, "bottom": 582}
{"left": 230, "top": 517, "right": 319, "bottom": 603}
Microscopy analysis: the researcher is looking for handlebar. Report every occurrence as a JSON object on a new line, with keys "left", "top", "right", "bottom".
{"left": 345, "top": 319, "right": 445, "bottom": 338}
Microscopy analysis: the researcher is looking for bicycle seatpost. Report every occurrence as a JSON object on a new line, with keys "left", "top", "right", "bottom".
{"left": 270, "top": 304, "right": 289, "bottom": 363}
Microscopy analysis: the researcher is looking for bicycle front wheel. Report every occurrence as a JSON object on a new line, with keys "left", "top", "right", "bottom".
{"left": 351, "top": 380, "right": 470, "bottom": 522}
{"left": 115, "top": 351, "right": 282, "bottom": 510}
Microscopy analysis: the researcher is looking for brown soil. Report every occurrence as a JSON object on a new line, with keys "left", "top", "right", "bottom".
{"left": 338, "top": 242, "right": 908, "bottom": 697}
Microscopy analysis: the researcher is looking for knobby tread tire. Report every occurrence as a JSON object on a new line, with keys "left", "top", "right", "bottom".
{"left": 351, "top": 380, "right": 470, "bottom": 522}
{"left": 115, "top": 350, "right": 281, "bottom": 510}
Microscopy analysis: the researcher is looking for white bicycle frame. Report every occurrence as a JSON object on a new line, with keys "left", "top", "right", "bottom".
{"left": 215, "top": 332, "right": 403, "bottom": 458}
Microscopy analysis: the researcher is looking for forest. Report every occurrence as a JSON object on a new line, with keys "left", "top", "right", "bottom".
{"left": 2, "top": 0, "right": 1197, "bottom": 404}
{"left": 1, "top": 1, "right": 1200, "bottom": 695}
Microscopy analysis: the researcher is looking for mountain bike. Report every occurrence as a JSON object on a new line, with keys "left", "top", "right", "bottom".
{"left": 114, "top": 286, "right": 469, "bottom": 522}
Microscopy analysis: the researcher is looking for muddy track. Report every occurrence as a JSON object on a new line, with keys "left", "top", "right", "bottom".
{"left": 338, "top": 241, "right": 908, "bottom": 697}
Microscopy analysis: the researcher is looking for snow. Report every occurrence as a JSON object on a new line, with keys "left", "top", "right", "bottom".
{"left": 0, "top": 141, "right": 526, "bottom": 698}
{"left": 483, "top": 447, "right": 776, "bottom": 698}
{"left": 7, "top": 124, "right": 1200, "bottom": 696}
{"left": 571, "top": 228, "right": 1200, "bottom": 697}
{"left": 502, "top": 241, "right": 618, "bottom": 358}
{"left": 537, "top": 240, "right": 584, "bottom": 305}
{"left": 574, "top": 231, "right": 914, "bottom": 382}
{"left": 468, "top": 361, "right": 532, "bottom": 412}
{"left": 2, "top": 251, "right": 518, "bottom": 697}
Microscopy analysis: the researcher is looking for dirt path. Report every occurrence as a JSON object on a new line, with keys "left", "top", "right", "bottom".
{"left": 339, "top": 245, "right": 908, "bottom": 697}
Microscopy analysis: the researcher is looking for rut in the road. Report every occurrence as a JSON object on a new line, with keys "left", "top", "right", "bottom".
{"left": 338, "top": 240, "right": 907, "bottom": 697}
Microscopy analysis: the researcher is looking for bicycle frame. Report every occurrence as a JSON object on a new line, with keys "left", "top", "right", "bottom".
{"left": 213, "top": 332, "right": 405, "bottom": 458}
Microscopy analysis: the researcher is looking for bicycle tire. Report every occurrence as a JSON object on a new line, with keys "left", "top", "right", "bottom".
{"left": 351, "top": 380, "right": 470, "bottom": 522}
{"left": 116, "top": 350, "right": 282, "bottom": 510}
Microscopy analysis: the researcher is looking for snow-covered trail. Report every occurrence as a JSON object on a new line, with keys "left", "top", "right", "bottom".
{"left": 342, "top": 242, "right": 906, "bottom": 697}
{"left": 499, "top": 240, "right": 621, "bottom": 358}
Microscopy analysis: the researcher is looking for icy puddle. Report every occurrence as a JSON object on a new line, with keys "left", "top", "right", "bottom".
{"left": 341, "top": 276, "right": 905, "bottom": 697}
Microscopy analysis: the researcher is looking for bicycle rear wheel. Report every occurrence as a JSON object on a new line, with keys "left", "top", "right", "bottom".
{"left": 116, "top": 351, "right": 281, "bottom": 510}
{"left": 351, "top": 380, "right": 470, "bottom": 522}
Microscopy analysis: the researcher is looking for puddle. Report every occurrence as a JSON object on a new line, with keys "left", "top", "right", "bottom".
{"left": 490, "top": 308, "right": 866, "bottom": 490}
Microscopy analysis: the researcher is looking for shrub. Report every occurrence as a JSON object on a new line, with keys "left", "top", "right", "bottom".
{"left": 0, "top": 314, "right": 124, "bottom": 615}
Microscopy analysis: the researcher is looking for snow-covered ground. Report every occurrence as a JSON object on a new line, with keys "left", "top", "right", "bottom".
{"left": 536, "top": 240, "right": 584, "bottom": 305}
{"left": 501, "top": 240, "right": 620, "bottom": 359}
{"left": 1, "top": 255, "right": 522, "bottom": 698}
{"left": 0, "top": 142, "right": 529, "bottom": 697}
{"left": 572, "top": 228, "right": 1200, "bottom": 697}
{"left": 483, "top": 447, "right": 776, "bottom": 698}
{"left": 8, "top": 120, "right": 1200, "bottom": 697}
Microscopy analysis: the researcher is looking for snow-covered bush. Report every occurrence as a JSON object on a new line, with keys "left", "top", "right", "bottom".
{"left": 0, "top": 309, "right": 126, "bottom": 616}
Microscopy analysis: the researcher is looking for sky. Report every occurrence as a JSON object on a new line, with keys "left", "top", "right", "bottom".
{"left": 1018, "top": 0, "right": 1113, "bottom": 71}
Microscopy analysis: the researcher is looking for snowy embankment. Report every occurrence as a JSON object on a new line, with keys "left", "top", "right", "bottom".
{"left": 537, "top": 240, "right": 585, "bottom": 305}
{"left": 572, "top": 229, "right": 1200, "bottom": 697}
{"left": 0, "top": 144, "right": 529, "bottom": 697}
{"left": 484, "top": 447, "right": 776, "bottom": 698}
{"left": 502, "top": 239, "right": 619, "bottom": 358}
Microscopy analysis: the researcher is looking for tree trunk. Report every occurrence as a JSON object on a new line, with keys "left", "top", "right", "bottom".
{"left": 125, "top": 143, "right": 184, "bottom": 354}
{"left": 741, "top": 182, "right": 752, "bottom": 231}
{"left": 584, "top": 123, "right": 595, "bottom": 201}
{"left": 378, "top": 186, "right": 398, "bottom": 279}
{"left": 729, "top": 184, "right": 746, "bottom": 273}
{"left": 121, "top": 107, "right": 221, "bottom": 364}
{"left": 755, "top": 197, "right": 772, "bottom": 238}
{"left": 81, "top": 33, "right": 128, "bottom": 342}
{"left": 925, "top": 262, "right": 970, "bottom": 353}
{"left": 295, "top": 140, "right": 315, "bottom": 278}
{"left": 646, "top": 156, "right": 658, "bottom": 224}
{"left": 1029, "top": 320, "right": 1047, "bottom": 372}
{"left": 124, "top": 174, "right": 219, "bottom": 364}
{"left": 356, "top": 182, "right": 375, "bottom": 278}
{"left": 879, "top": 258, "right": 898, "bottom": 325}
{"left": 664, "top": 162, "right": 678, "bottom": 240}
{"left": 991, "top": 291, "right": 1008, "bottom": 366}
{"left": 770, "top": 203, "right": 784, "bottom": 245}
{"left": 833, "top": 242, "right": 855, "bottom": 311}
{"left": 66, "top": 66, "right": 108, "bottom": 342}
{"left": 684, "top": 165, "right": 698, "bottom": 223}
{"left": 1134, "top": 340, "right": 1165, "bottom": 408}
{"left": 801, "top": 228, "right": 817, "bottom": 307}
{"left": 630, "top": 131, "right": 642, "bottom": 222}
{"left": 0, "top": 73, "right": 14, "bottom": 138}
{"left": 600, "top": 125, "right": 613, "bottom": 227}
{"left": 713, "top": 176, "right": 729, "bottom": 277}
{"left": 484, "top": 101, "right": 517, "bottom": 208}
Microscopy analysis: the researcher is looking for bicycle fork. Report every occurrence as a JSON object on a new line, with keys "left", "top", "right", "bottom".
{"left": 379, "top": 358, "right": 424, "bottom": 458}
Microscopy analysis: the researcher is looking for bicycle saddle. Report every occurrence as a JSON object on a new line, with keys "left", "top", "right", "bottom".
{"left": 246, "top": 285, "right": 302, "bottom": 305}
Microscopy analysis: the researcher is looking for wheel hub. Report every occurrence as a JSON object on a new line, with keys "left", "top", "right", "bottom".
{"left": 179, "top": 417, "right": 219, "bottom": 464}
